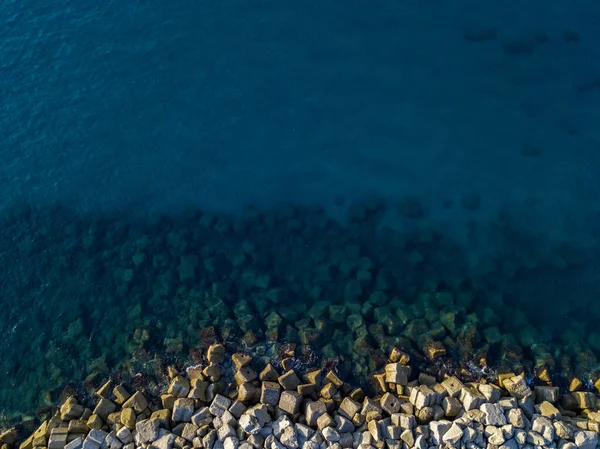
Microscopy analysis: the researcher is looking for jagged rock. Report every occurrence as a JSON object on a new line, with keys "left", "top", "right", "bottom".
{"left": 380, "top": 393, "right": 402, "bottom": 415}
{"left": 533, "top": 386, "right": 559, "bottom": 403}
{"left": 136, "top": 419, "right": 159, "bottom": 444}
{"left": 442, "top": 423, "right": 463, "bottom": 445}
{"left": 480, "top": 403, "right": 507, "bottom": 426}
{"left": 207, "top": 344, "right": 225, "bottom": 363}
{"left": 459, "top": 387, "right": 485, "bottom": 411}
{"left": 261, "top": 381, "right": 281, "bottom": 405}
{"left": 429, "top": 421, "right": 452, "bottom": 445}
{"left": 537, "top": 401, "right": 560, "bottom": 419}
{"left": 168, "top": 376, "right": 191, "bottom": 398}
{"left": 172, "top": 398, "right": 195, "bottom": 422}
{"left": 503, "top": 376, "right": 531, "bottom": 399}
{"left": 574, "top": 431, "right": 598, "bottom": 449}
{"left": 385, "top": 364, "right": 410, "bottom": 385}
{"left": 506, "top": 409, "right": 526, "bottom": 428}
{"left": 339, "top": 397, "right": 361, "bottom": 420}
{"left": 441, "top": 377, "right": 464, "bottom": 398}
{"left": 441, "top": 397, "right": 461, "bottom": 418}
{"left": 279, "top": 391, "right": 302, "bottom": 415}
{"left": 122, "top": 391, "right": 148, "bottom": 414}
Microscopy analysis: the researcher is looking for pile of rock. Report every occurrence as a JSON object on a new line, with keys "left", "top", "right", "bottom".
{"left": 2, "top": 345, "right": 600, "bottom": 449}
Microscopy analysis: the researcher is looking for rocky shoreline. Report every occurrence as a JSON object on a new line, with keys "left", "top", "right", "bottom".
{"left": 2, "top": 345, "right": 599, "bottom": 449}
{"left": 2, "top": 203, "right": 600, "bottom": 419}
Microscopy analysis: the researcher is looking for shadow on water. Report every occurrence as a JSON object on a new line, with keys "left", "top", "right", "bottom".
{"left": 0, "top": 198, "right": 599, "bottom": 421}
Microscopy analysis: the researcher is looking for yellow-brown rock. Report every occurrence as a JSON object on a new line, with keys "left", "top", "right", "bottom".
{"left": 425, "top": 341, "right": 447, "bottom": 360}
{"left": 568, "top": 377, "right": 583, "bottom": 392}
{"left": 122, "top": 391, "right": 148, "bottom": 413}
{"left": 87, "top": 414, "right": 103, "bottom": 430}
{"left": 232, "top": 353, "right": 252, "bottom": 370}
{"left": 113, "top": 385, "right": 131, "bottom": 405}
{"left": 120, "top": 408, "right": 136, "bottom": 430}
{"left": 96, "top": 380, "right": 113, "bottom": 398}
{"left": 373, "top": 373, "right": 387, "bottom": 392}
{"left": 67, "top": 420, "right": 89, "bottom": 434}
{"left": 207, "top": 343, "right": 225, "bottom": 363}
{"left": 60, "top": 398, "right": 84, "bottom": 421}
{"left": 150, "top": 409, "right": 171, "bottom": 429}
{"left": 167, "top": 365, "right": 179, "bottom": 379}
{"left": 0, "top": 429, "right": 18, "bottom": 445}
{"left": 389, "top": 347, "right": 410, "bottom": 365}
{"left": 19, "top": 435, "right": 33, "bottom": 449}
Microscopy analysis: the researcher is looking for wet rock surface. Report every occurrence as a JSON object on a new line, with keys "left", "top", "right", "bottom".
{"left": 0, "top": 202, "right": 599, "bottom": 423}
{"left": 4, "top": 346, "right": 600, "bottom": 449}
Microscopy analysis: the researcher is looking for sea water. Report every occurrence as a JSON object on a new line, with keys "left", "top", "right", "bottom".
{"left": 1, "top": 0, "right": 600, "bottom": 421}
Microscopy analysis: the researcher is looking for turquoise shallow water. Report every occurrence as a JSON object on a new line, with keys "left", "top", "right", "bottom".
{"left": 1, "top": 0, "right": 600, "bottom": 421}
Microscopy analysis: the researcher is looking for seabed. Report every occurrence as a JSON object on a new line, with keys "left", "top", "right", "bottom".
{"left": 1, "top": 200, "right": 600, "bottom": 446}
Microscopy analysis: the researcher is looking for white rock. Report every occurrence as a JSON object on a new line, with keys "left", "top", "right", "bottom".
{"left": 531, "top": 416, "right": 554, "bottom": 443}
{"left": 136, "top": 420, "right": 159, "bottom": 444}
{"left": 65, "top": 438, "right": 83, "bottom": 449}
{"left": 191, "top": 408, "right": 213, "bottom": 426}
{"left": 210, "top": 395, "right": 232, "bottom": 416}
{"left": 574, "top": 431, "right": 599, "bottom": 449}
{"left": 273, "top": 416, "right": 293, "bottom": 439}
{"left": 353, "top": 431, "right": 371, "bottom": 447}
{"left": 202, "top": 430, "right": 217, "bottom": 449}
{"left": 335, "top": 415, "right": 354, "bottom": 434}
{"left": 367, "top": 420, "right": 382, "bottom": 442}
{"left": 559, "top": 442, "right": 578, "bottom": 449}
{"left": 506, "top": 408, "right": 526, "bottom": 429}
{"left": 223, "top": 437, "right": 239, "bottom": 449}
{"left": 280, "top": 427, "right": 298, "bottom": 448}
{"left": 499, "top": 438, "right": 518, "bottom": 449}
{"left": 518, "top": 395, "right": 535, "bottom": 419}
{"left": 478, "top": 384, "right": 501, "bottom": 403}
{"left": 413, "top": 435, "right": 427, "bottom": 449}
{"left": 459, "top": 388, "right": 485, "bottom": 411}
{"left": 248, "top": 405, "right": 272, "bottom": 427}
{"left": 247, "top": 434, "right": 264, "bottom": 449}
{"left": 217, "top": 425, "right": 236, "bottom": 442}
{"left": 321, "top": 428, "right": 340, "bottom": 443}
{"left": 180, "top": 423, "right": 198, "bottom": 442}
{"left": 149, "top": 433, "right": 175, "bottom": 449}
{"left": 429, "top": 421, "right": 452, "bottom": 445}
{"left": 294, "top": 424, "right": 314, "bottom": 442}
{"left": 488, "top": 428, "right": 506, "bottom": 446}
{"left": 513, "top": 429, "right": 526, "bottom": 445}
{"left": 481, "top": 403, "right": 507, "bottom": 426}
{"left": 172, "top": 398, "right": 195, "bottom": 422}
{"left": 275, "top": 439, "right": 289, "bottom": 449}
{"left": 239, "top": 415, "right": 261, "bottom": 435}
{"left": 117, "top": 428, "right": 133, "bottom": 445}
{"left": 462, "top": 427, "right": 476, "bottom": 443}
{"left": 498, "top": 398, "right": 518, "bottom": 410}
{"left": 442, "top": 423, "right": 463, "bottom": 445}
{"left": 525, "top": 431, "right": 546, "bottom": 446}
{"left": 554, "top": 421, "right": 573, "bottom": 440}
{"left": 503, "top": 376, "right": 531, "bottom": 399}
{"left": 221, "top": 410, "right": 237, "bottom": 427}
{"left": 301, "top": 442, "right": 319, "bottom": 449}
{"left": 391, "top": 413, "right": 415, "bottom": 430}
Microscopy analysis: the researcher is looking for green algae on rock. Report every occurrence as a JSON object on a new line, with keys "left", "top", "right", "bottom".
{"left": 0, "top": 202, "right": 599, "bottom": 422}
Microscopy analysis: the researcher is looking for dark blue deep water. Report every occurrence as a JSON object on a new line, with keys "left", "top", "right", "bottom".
{"left": 1, "top": 0, "right": 600, "bottom": 420}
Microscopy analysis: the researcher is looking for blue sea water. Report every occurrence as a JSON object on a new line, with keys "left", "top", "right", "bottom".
{"left": 1, "top": 0, "right": 600, "bottom": 419}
